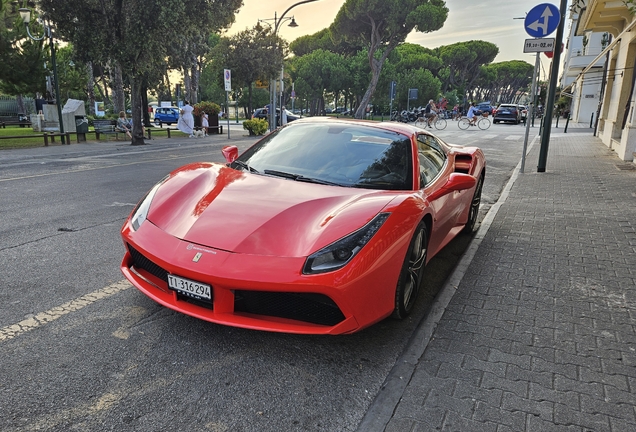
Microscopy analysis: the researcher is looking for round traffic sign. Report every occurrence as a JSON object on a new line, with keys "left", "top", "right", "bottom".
{"left": 524, "top": 3, "right": 560, "bottom": 38}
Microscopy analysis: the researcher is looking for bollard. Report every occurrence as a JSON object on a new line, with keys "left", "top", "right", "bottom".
{"left": 590, "top": 112, "right": 594, "bottom": 128}
{"left": 555, "top": 114, "right": 559, "bottom": 128}
{"left": 564, "top": 116, "right": 570, "bottom": 133}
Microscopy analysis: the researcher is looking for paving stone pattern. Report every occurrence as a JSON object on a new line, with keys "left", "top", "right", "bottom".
{"left": 386, "top": 135, "right": 636, "bottom": 431}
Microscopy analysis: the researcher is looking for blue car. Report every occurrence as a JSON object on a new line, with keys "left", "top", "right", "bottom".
{"left": 154, "top": 107, "right": 180, "bottom": 125}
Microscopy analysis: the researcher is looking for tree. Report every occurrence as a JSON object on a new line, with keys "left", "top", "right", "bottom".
{"left": 208, "top": 26, "right": 285, "bottom": 116}
{"left": 330, "top": 0, "right": 448, "bottom": 119}
{"left": 288, "top": 49, "right": 348, "bottom": 115}
{"left": 0, "top": 0, "right": 48, "bottom": 112}
{"left": 438, "top": 40, "right": 499, "bottom": 99}
{"left": 39, "top": 0, "right": 242, "bottom": 145}
{"left": 478, "top": 60, "right": 533, "bottom": 103}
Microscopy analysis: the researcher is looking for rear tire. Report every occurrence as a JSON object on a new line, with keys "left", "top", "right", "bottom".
{"left": 458, "top": 118, "right": 470, "bottom": 130}
{"left": 463, "top": 174, "right": 484, "bottom": 234}
{"left": 392, "top": 222, "right": 428, "bottom": 319}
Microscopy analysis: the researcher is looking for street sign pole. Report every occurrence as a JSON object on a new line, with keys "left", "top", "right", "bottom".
{"left": 224, "top": 69, "right": 232, "bottom": 139}
{"left": 521, "top": 52, "right": 540, "bottom": 173}
{"left": 537, "top": 0, "right": 567, "bottom": 172}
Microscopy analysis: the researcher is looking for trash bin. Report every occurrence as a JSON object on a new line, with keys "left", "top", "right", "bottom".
{"left": 75, "top": 115, "right": 88, "bottom": 142}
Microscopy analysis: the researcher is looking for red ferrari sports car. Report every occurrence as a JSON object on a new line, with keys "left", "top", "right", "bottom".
{"left": 121, "top": 117, "right": 485, "bottom": 335}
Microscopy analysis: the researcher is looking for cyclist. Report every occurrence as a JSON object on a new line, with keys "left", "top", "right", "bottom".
{"left": 422, "top": 99, "right": 438, "bottom": 128}
{"left": 466, "top": 102, "right": 478, "bottom": 127}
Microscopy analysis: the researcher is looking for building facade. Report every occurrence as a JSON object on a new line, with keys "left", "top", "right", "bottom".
{"left": 569, "top": 0, "right": 636, "bottom": 162}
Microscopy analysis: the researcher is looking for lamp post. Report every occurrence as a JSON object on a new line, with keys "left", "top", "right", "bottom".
{"left": 259, "top": 0, "right": 319, "bottom": 131}
{"left": 19, "top": 7, "right": 65, "bottom": 143}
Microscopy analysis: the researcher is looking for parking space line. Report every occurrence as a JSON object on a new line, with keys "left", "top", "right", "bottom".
{"left": 0, "top": 280, "right": 131, "bottom": 342}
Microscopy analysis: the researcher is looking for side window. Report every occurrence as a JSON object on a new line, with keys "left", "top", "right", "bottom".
{"left": 416, "top": 134, "right": 447, "bottom": 187}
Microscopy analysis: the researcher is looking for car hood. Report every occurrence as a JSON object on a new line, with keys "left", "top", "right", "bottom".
{"left": 147, "top": 163, "right": 398, "bottom": 257}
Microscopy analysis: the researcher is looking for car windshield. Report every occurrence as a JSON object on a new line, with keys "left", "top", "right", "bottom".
{"left": 234, "top": 122, "right": 413, "bottom": 190}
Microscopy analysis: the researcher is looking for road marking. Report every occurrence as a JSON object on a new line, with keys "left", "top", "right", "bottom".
{"left": 0, "top": 149, "right": 218, "bottom": 183}
{"left": 0, "top": 280, "right": 132, "bottom": 342}
{"left": 505, "top": 135, "right": 520, "bottom": 140}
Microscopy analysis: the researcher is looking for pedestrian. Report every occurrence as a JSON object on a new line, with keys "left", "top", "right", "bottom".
{"left": 115, "top": 111, "right": 132, "bottom": 139}
{"left": 177, "top": 100, "right": 195, "bottom": 138}
{"left": 201, "top": 111, "right": 209, "bottom": 136}
{"left": 281, "top": 106, "right": 288, "bottom": 125}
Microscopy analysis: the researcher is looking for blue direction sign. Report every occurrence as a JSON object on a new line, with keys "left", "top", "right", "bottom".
{"left": 524, "top": 3, "right": 560, "bottom": 38}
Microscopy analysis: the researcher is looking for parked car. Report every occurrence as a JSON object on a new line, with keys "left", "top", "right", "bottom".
{"left": 475, "top": 102, "right": 495, "bottom": 115}
{"left": 518, "top": 105, "right": 528, "bottom": 122}
{"left": 252, "top": 107, "right": 300, "bottom": 125}
{"left": 493, "top": 104, "right": 522, "bottom": 124}
{"left": 120, "top": 117, "right": 486, "bottom": 334}
{"left": 154, "top": 107, "right": 180, "bottom": 125}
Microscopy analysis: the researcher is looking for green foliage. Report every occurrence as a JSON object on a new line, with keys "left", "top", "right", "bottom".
{"left": 0, "top": 6, "right": 48, "bottom": 96}
{"left": 330, "top": 0, "right": 449, "bottom": 117}
{"left": 193, "top": 101, "right": 221, "bottom": 117}
{"left": 242, "top": 118, "right": 268, "bottom": 135}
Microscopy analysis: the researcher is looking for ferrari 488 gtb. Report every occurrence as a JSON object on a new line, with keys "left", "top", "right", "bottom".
{"left": 121, "top": 117, "right": 485, "bottom": 335}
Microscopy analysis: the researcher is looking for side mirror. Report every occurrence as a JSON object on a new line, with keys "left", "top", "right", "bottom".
{"left": 427, "top": 173, "right": 476, "bottom": 201}
{"left": 222, "top": 145, "right": 239, "bottom": 163}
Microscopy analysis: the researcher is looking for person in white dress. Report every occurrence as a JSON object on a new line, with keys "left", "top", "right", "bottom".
{"left": 201, "top": 111, "right": 209, "bottom": 136}
{"left": 178, "top": 101, "right": 195, "bottom": 137}
{"left": 281, "top": 106, "right": 287, "bottom": 125}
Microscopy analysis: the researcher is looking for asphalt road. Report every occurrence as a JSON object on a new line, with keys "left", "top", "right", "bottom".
{"left": 0, "top": 122, "right": 533, "bottom": 431}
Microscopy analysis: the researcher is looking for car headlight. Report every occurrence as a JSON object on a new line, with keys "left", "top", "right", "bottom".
{"left": 303, "top": 213, "right": 390, "bottom": 275}
{"left": 130, "top": 176, "right": 168, "bottom": 231}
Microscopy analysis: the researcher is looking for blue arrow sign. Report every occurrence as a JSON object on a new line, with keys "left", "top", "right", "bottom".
{"left": 524, "top": 3, "right": 560, "bottom": 38}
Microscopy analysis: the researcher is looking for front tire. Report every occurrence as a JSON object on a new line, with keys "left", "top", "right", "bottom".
{"left": 435, "top": 118, "right": 447, "bottom": 130}
{"left": 478, "top": 118, "right": 491, "bottom": 130}
{"left": 392, "top": 222, "right": 428, "bottom": 319}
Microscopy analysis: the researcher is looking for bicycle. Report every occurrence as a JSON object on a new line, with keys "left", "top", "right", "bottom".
{"left": 415, "top": 115, "right": 447, "bottom": 130}
{"left": 458, "top": 115, "right": 491, "bottom": 130}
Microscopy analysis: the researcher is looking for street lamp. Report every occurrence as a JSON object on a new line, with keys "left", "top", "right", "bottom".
{"left": 259, "top": 0, "right": 320, "bottom": 131}
{"left": 19, "top": 7, "right": 65, "bottom": 143}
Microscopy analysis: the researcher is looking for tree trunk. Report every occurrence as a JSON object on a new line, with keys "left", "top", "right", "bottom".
{"left": 86, "top": 62, "right": 96, "bottom": 116}
{"left": 355, "top": 42, "right": 395, "bottom": 119}
{"left": 190, "top": 60, "right": 200, "bottom": 103}
{"left": 130, "top": 78, "right": 146, "bottom": 146}
{"left": 16, "top": 94, "right": 26, "bottom": 115}
{"left": 183, "top": 68, "right": 192, "bottom": 103}
{"left": 110, "top": 62, "right": 125, "bottom": 114}
{"left": 142, "top": 85, "right": 150, "bottom": 127}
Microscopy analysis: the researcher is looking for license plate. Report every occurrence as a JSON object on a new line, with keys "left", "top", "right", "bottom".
{"left": 168, "top": 275, "right": 212, "bottom": 301}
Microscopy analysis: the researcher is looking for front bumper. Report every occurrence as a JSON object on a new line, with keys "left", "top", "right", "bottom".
{"left": 121, "top": 220, "right": 405, "bottom": 335}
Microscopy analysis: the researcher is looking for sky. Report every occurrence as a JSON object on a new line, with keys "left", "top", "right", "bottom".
{"left": 227, "top": 0, "right": 573, "bottom": 79}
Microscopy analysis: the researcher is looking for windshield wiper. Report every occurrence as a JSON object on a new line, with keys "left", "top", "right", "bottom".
{"left": 231, "top": 160, "right": 259, "bottom": 173}
{"left": 263, "top": 169, "right": 342, "bottom": 186}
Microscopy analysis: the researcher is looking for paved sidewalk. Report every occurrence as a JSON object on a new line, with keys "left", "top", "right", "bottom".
{"left": 367, "top": 134, "right": 636, "bottom": 431}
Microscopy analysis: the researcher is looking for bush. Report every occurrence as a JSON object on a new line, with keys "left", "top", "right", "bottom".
{"left": 193, "top": 101, "right": 221, "bottom": 117}
{"left": 242, "top": 118, "right": 268, "bottom": 135}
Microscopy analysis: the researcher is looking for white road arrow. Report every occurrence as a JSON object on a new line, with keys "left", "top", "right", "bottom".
{"left": 528, "top": 6, "right": 554, "bottom": 36}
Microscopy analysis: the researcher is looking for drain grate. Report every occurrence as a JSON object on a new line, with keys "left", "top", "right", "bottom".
{"left": 615, "top": 163, "right": 636, "bottom": 171}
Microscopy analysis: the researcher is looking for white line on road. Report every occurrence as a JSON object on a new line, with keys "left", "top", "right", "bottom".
{"left": 0, "top": 280, "right": 132, "bottom": 343}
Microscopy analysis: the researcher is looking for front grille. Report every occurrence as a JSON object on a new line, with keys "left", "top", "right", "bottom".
{"left": 127, "top": 244, "right": 168, "bottom": 282}
{"left": 234, "top": 291, "right": 345, "bottom": 326}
